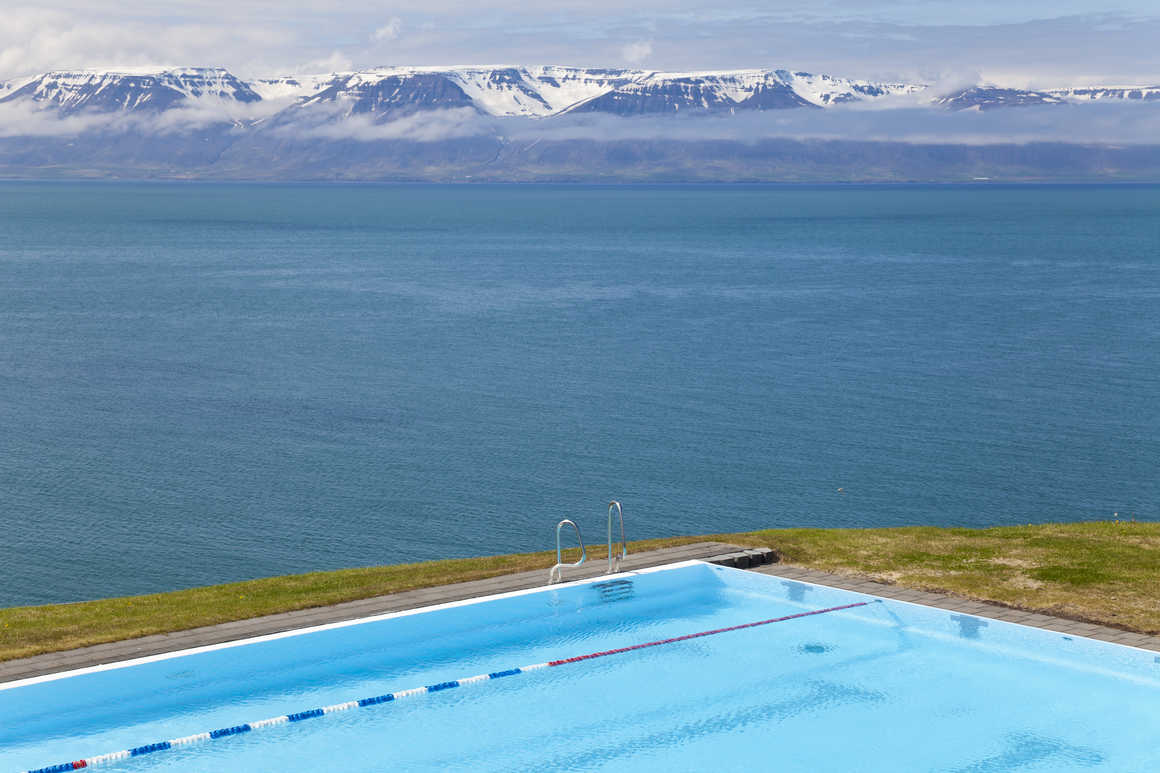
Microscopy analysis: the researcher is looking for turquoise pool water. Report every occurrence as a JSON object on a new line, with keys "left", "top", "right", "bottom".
{"left": 2, "top": 563, "right": 1158, "bottom": 771}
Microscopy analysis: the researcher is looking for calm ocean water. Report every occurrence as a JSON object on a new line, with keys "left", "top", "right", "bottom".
{"left": 1, "top": 182, "right": 1157, "bottom": 606}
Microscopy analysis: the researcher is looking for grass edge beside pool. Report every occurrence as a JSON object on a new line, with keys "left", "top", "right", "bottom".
{"left": 2, "top": 521, "right": 1157, "bottom": 663}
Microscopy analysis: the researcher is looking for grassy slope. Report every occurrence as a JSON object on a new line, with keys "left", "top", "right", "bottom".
{"left": 2, "top": 521, "right": 1157, "bottom": 663}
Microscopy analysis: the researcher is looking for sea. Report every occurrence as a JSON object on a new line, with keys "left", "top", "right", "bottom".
{"left": 1, "top": 182, "right": 1157, "bottom": 606}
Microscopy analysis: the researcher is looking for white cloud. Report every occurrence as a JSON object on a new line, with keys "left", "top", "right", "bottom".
{"left": 500, "top": 102, "right": 1160, "bottom": 146}
{"left": 0, "top": 101, "right": 114, "bottom": 137}
{"left": 372, "top": 17, "right": 404, "bottom": 41}
{"left": 0, "top": 6, "right": 293, "bottom": 79}
{"left": 300, "top": 51, "right": 353, "bottom": 74}
{"left": 0, "top": 90, "right": 292, "bottom": 137}
{"left": 0, "top": 2, "right": 1158, "bottom": 86}
{"left": 280, "top": 105, "right": 490, "bottom": 142}
{"left": 621, "top": 40, "right": 653, "bottom": 64}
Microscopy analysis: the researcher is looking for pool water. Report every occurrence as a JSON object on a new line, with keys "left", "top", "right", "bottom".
{"left": 3, "top": 563, "right": 1159, "bottom": 772}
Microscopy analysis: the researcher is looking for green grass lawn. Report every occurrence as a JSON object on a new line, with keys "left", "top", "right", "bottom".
{"left": 2, "top": 521, "right": 1156, "bottom": 663}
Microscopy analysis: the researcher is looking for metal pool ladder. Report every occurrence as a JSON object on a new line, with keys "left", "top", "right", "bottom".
{"left": 606, "top": 500, "right": 627, "bottom": 574}
{"left": 548, "top": 519, "right": 586, "bottom": 584}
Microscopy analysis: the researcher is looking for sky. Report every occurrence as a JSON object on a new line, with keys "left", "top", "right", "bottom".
{"left": 2, "top": 1, "right": 1160, "bottom": 86}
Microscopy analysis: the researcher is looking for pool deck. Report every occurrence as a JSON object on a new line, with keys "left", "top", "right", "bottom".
{"left": 4, "top": 541, "right": 1158, "bottom": 684}
{"left": 752, "top": 563, "right": 1160, "bottom": 653}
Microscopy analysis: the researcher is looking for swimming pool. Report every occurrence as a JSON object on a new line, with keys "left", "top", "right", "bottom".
{"left": 3, "top": 562, "right": 1158, "bottom": 772}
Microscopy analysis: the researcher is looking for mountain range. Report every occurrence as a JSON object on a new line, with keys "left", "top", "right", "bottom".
{"left": 2, "top": 65, "right": 1159, "bottom": 119}
{"left": 1, "top": 65, "right": 1158, "bottom": 181}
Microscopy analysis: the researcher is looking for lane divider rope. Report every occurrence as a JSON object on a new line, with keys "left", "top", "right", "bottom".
{"left": 24, "top": 600, "right": 871, "bottom": 773}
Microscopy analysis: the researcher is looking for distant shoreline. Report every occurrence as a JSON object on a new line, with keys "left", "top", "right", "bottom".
{"left": 3, "top": 136, "right": 1160, "bottom": 184}
{"left": 3, "top": 175, "right": 1160, "bottom": 185}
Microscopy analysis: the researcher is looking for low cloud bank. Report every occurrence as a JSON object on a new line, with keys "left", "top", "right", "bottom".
{"left": 274, "top": 105, "right": 485, "bottom": 143}
{"left": 500, "top": 103, "right": 1160, "bottom": 146}
{"left": 266, "top": 100, "right": 1160, "bottom": 146}
{"left": 3, "top": 97, "right": 1160, "bottom": 147}
{"left": 0, "top": 95, "right": 290, "bottom": 137}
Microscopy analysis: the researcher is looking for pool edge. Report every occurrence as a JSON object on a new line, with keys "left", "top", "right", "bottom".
{"left": 745, "top": 562, "right": 1160, "bottom": 654}
{"left": 0, "top": 542, "right": 743, "bottom": 688}
{"left": 6, "top": 543, "right": 1157, "bottom": 688}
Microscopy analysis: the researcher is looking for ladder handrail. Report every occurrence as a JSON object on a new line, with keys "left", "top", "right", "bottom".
{"left": 548, "top": 519, "right": 586, "bottom": 584}
{"left": 606, "top": 500, "right": 627, "bottom": 574}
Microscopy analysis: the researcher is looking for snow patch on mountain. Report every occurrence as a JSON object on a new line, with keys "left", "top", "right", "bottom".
{"left": 781, "top": 71, "right": 923, "bottom": 106}
{"left": 249, "top": 73, "right": 341, "bottom": 102}
{"left": 0, "top": 77, "right": 28, "bottom": 98}
{"left": 442, "top": 67, "right": 553, "bottom": 117}
{"left": 523, "top": 66, "right": 639, "bottom": 113}
{"left": 439, "top": 65, "right": 641, "bottom": 117}
{"left": 1049, "top": 85, "right": 1160, "bottom": 102}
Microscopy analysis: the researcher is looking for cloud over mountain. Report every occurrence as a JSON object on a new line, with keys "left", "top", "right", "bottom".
{"left": 1, "top": 62, "right": 1158, "bottom": 181}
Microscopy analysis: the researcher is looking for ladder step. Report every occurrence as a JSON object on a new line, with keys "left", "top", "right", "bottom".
{"left": 592, "top": 578, "right": 635, "bottom": 602}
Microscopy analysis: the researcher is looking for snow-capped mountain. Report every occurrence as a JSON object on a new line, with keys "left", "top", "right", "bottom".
{"left": 566, "top": 69, "right": 923, "bottom": 114}
{"left": 934, "top": 84, "right": 1160, "bottom": 110}
{"left": 285, "top": 65, "right": 922, "bottom": 118}
{"left": 294, "top": 68, "right": 479, "bottom": 119}
{"left": 1048, "top": 85, "right": 1160, "bottom": 102}
{"left": 933, "top": 87, "right": 1066, "bottom": 111}
{"left": 567, "top": 70, "right": 815, "bottom": 113}
{"left": 0, "top": 65, "right": 925, "bottom": 121}
{"left": 283, "top": 65, "right": 638, "bottom": 120}
{"left": 309, "top": 66, "right": 643, "bottom": 118}
{"left": 1, "top": 64, "right": 1157, "bottom": 124}
{"left": 0, "top": 67, "right": 260, "bottom": 114}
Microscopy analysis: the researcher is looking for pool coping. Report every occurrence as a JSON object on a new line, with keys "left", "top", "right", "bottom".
{"left": 751, "top": 563, "right": 1160, "bottom": 653}
{"left": 5, "top": 542, "right": 1158, "bottom": 685}
{"left": 3, "top": 560, "right": 725, "bottom": 693}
